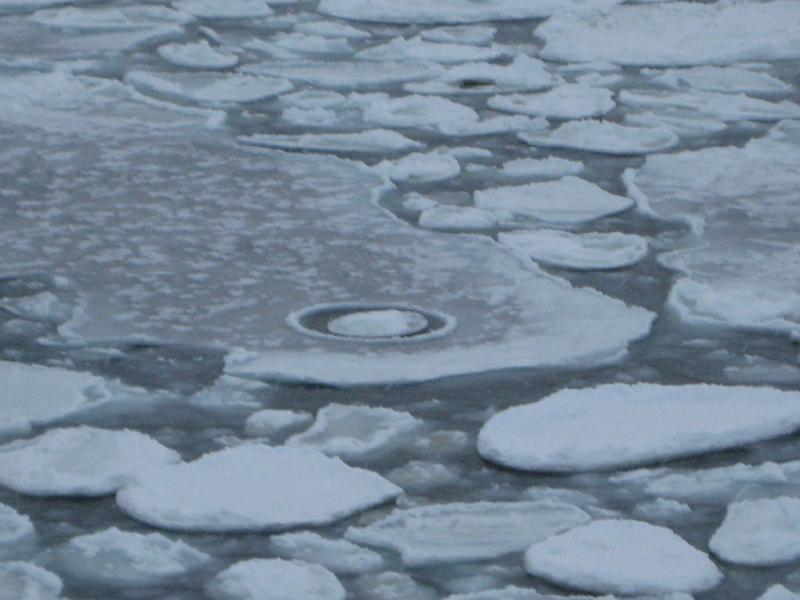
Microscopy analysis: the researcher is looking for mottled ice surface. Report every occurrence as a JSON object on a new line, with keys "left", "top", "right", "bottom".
{"left": 1, "top": 0, "right": 800, "bottom": 597}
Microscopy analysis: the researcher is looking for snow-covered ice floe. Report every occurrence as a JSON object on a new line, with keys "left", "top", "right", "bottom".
{"left": 242, "top": 60, "right": 441, "bottom": 89}
{"left": 0, "top": 504, "right": 34, "bottom": 557}
{"left": 116, "top": 445, "right": 401, "bottom": 532}
{"left": 157, "top": 40, "right": 239, "bottom": 69}
{"left": 759, "top": 585, "right": 800, "bottom": 600}
{"left": 447, "top": 588, "right": 694, "bottom": 599}
{"left": 644, "top": 65, "right": 792, "bottom": 95}
{"left": 488, "top": 84, "right": 615, "bottom": 120}
{"left": 405, "top": 56, "right": 560, "bottom": 95}
{"left": 478, "top": 384, "right": 800, "bottom": 472}
{"left": 243, "top": 409, "right": 312, "bottom": 438}
{"left": 0, "top": 562, "right": 62, "bottom": 600}
{"left": 49, "top": 527, "right": 210, "bottom": 587}
{"left": 0, "top": 70, "right": 653, "bottom": 386}
{"left": 0, "top": 361, "right": 113, "bottom": 437}
{"left": 173, "top": 0, "right": 273, "bottom": 19}
{"left": 499, "top": 157, "right": 583, "bottom": 179}
{"left": 474, "top": 177, "right": 633, "bottom": 224}
{"left": 520, "top": 120, "right": 678, "bottom": 155}
{"left": 627, "top": 121, "right": 800, "bottom": 338}
{"left": 357, "top": 36, "right": 503, "bottom": 65}
{"left": 269, "top": 532, "right": 384, "bottom": 575}
{"left": 524, "top": 520, "right": 722, "bottom": 595}
{"left": 363, "top": 94, "right": 478, "bottom": 130}
{"left": 537, "top": 1, "right": 800, "bottom": 66}
{"left": 499, "top": 230, "right": 648, "bottom": 270}
{"left": 345, "top": 501, "right": 590, "bottom": 566}
{"left": 0, "top": 426, "right": 181, "bottom": 497}
{"left": 286, "top": 404, "right": 421, "bottom": 460}
{"left": 239, "top": 130, "right": 422, "bottom": 154}
{"left": 124, "top": 70, "right": 292, "bottom": 105}
{"left": 710, "top": 496, "right": 800, "bottom": 566}
{"left": 373, "top": 151, "right": 461, "bottom": 184}
{"left": 318, "top": 0, "right": 624, "bottom": 24}
{"left": 207, "top": 559, "right": 345, "bottom": 600}
{"left": 419, "top": 206, "right": 502, "bottom": 232}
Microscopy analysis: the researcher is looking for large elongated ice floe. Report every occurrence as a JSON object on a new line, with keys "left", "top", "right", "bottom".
{"left": 521, "top": 120, "right": 678, "bottom": 155}
{"left": 357, "top": 36, "right": 503, "bottom": 64}
{"left": 524, "top": 520, "right": 722, "bottom": 595}
{"left": 242, "top": 60, "right": 441, "bottom": 89}
{"left": 628, "top": 121, "right": 800, "bottom": 337}
{"left": 116, "top": 445, "right": 401, "bottom": 531}
{"left": 49, "top": 527, "right": 211, "bottom": 587}
{"left": 645, "top": 66, "right": 792, "bottom": 94}
{"left": 345, "top": 501, "right": 590, "bottom": 566}
{"left": 0, "top": 361, "right": 112, "bottom": 437}
{"left": 710, "top": 496, "right": 800, "bottom": 566}
{"left": 474, "top": 177, "right": 633, "bottom": 224}
{"left": 478, "top": 384, "right": 800, "bottom": 472}
{"left": 499, "top": 230, "right": 648, "bottom": 270}
{"left": 537, "top": 1, "right": 800, "bottom": 66}
{"left": 124, "top": 70, "right": 292, "bottom": 105}
{"left": 318, "top": 0, "right": 624, "bottom": 25}
{"left": 207, "top": 559, "right": 345, "bottom": 600}
{"left": 0, "top": 426, "right": 181, "bottom": 496}
{"left": 238, "top": 130, "right": 423, "bottom": 154}
{"left": 173, "top": 0, "right": 273, "bottom": 19}
{"left": 0, "top": 70, "right": 653, "bottom": 386}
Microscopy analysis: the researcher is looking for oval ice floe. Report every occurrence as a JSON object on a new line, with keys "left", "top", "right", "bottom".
{"left": 289, "top": 303, "right": 456, "bottom": 343}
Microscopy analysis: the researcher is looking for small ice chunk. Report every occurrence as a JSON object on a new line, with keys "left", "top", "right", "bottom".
{"left": 173, "top": 0, "right": 273, "bottom": 19}
{"left": 268, "top": 32, "right": 353, "bottom": 56}
{"left": 295, "top": 20, "right": 370, "bottom": 39}
{"left": 158, "top": 40, "right": 239, "bottom": 69}
{"left": 50, "top": 527, "right": 210, "bottom": 587}
{"left": 475, "top": 177, "right": 633, "bottom": 224}
{"left": 326, "top": 310, "right": 430, "bottom": 338}
{"left": 419, "top": 206, "right": 500, "bottom": 231}
{"left": 406, "top": 56, "right": 560, "bottom": 95}
{"left": 537, "top": 1, "right": 800, "bottom": 66}
{"left": 0, "top": 504, "right": 34, "bottom": 554}
{"left": 318, "top": 0, "right": 624, "bottom": 25}
{"left": 488, "top": 84, "right": 614, "bottom": 119}
{"left": 239, "top": 130, "right": 422, "bottom": 154}
{"left": 269, "top": 532, "right": 384, "bottom": 575}
{"left": 0, "top": 562, "right": 62, "bottom": 600}
{"left": 0, "top": 426, "right": 181, "bottom": 497}
{"left": 0, "top": 361, "right": 113, "bottom": 437}
{"left": 402, "top": 193, "right": 438, "bottom": 212}
{"left": 710, "top": 496, "right": 800, "bottom": 566}
{"left": 363, "top": 95, "right": 478, "bottom": 129}
{"left": 421, "top": 25, "right": 496, "bottom": 45}
{"left": 524, "top": 520, "right": 722, "bottom": 595}
{"left": 358, "top": 36, "right": 502, "bottom": 65}
{"left": 759, "top": 585, "right": 800, "bottom": 600}
{"left": 525, "top": 487, "right": 598, "bottom": 507}
{"left": 439, "top": 114, "right": 546, "bottom": 137}
{"left": 374, "top": 151, "right": 460, "bottom": 184}
{"left": 619, "top": 89, "right": 800, "bottom": 122}
{"left": 520, "top": 120, "right": 678, "bottom": 155}
{"left": 345, "top": 501, "right": 590, "bottom": 566}
{"left": 478, "top": 384, "right": 800, "bottom": 472}
{"left": 207, "top": 559, "right": 345, "bottom": 600}
{"left": 243, "top": 60, "right": 440, "bottom": 90}
{"left": 124, "top": 70, "right": 292, "bottom": 105}
{"left": 499, "top": 157, "right": 583, "bottom": 178}
{"left": 243, "top": 409, "right": 312, "bottom": 438}
{"left": 354, "top": 571, "right": 437, "bottom": 600}
{"left": 386, "top": 461, "right": 460, "bottom": 491}
{"left": 646, "top": 66, "right": 791, "bottom": 94}
{"left": 0, "top": 291, "right": 70, "bottom": 322}
{"left": 499, "top": 230, "right": 648, "bottom": 270}
{"left": 287, "top": 404, "right": 422, "bottom": 460}
{"left": 116, "top": 445, "right": 401, "bottom": 532}
{"left": 633, "top": 498, "right": 691, "bottom": 522}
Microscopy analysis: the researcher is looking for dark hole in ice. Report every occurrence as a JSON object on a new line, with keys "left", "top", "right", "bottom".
{"left": 457, "top": 78, "right": 495, "bottom": 89}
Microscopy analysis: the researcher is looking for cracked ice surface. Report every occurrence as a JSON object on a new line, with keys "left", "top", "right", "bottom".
{"left": 0, "top": 71, "right": 653, "bottom": 386}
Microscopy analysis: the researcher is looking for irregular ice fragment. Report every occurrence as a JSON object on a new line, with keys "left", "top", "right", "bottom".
{"left": 0, "top": 562, "right": 62, "bottom": 600}
{"left": 419, "top": 206, "right": 500, "bottom": 231}
{"left": 238, "top": 130, "right": 422, "bottom": 153}
{"left": 524, "top": 520, "right": 722, "bottom": 595}
{"left": 158, "top": 40, "right": 239, "bottom": 69}
{"left": 488, "top": 84, "right": 614, "bottom": 119}
{"left": 363, "top": 95, "right": 478, "bottom": 129}
{"left": 269, "top": 532, "right": 384, "bottom": 575}
{"left": 207, "top": 559, "right": 345, "bottom": 600}
{"left": 124, "top": 70, "right": 292, "bottom": 105}
{"left": 243, "top": 409, "right": 312, "bottom": 438}
{"left": 520, "top": 120, "right": 678, "bottom": 155}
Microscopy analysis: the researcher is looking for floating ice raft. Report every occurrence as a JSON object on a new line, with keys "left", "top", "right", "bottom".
{"left": 478, "top": 384, "right": 800, "bottom": 472}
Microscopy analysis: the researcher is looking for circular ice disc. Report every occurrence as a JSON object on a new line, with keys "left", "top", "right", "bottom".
{"left": 327, "top": 309, "right": 428, "bottom": 338}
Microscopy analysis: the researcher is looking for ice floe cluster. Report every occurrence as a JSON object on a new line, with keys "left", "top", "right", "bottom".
{"left": 1, "top": 0, "right": 799, "bottom": 596}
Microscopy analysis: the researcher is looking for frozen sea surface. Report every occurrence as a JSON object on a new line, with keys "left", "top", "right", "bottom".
{"left": 0, "top": 0, "right": 799, "bottom": 598}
